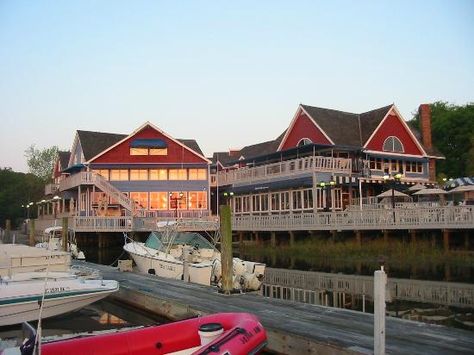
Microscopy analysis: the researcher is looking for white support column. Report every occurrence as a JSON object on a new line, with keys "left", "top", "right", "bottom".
{"left": 374, "top": 267, "right": 387, "bottom": 355}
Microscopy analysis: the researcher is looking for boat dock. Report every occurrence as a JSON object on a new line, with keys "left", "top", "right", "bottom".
{"left": 77, "top": 261, "right": 474, "bottom": 355}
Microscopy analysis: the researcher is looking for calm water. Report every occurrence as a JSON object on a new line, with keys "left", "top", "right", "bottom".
{"left": 0, "top": 299, "right": 165, "bottom": 350}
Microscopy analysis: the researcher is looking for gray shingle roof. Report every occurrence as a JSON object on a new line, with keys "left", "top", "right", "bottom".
{"left": 77, "top": 130, "right": 127, "bottom": 161}
{"left": 58, "top": 151, "right": 71, "bottom": 170}
{"left": 77, "top": 130, "right": 205, "bottom": 161}
{"left": 301, "top": 104, "right": 393, "bottom": 147}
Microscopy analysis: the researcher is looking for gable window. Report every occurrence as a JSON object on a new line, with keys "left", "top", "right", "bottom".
{"left": 130, "top": 148, "right": 149, "bottom": 155}
{"left": 149, "top": 148, "right": 168, "bottom": 155}
{"left": 297, "top": 138, "right": 313, "bottom": 147}
{"left": 383, "top": 136, "right": 404, "bottom": 153}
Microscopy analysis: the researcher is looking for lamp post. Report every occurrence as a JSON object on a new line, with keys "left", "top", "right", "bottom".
{"left": 169, "top": 192, "right": 184, "bottom": 218}
{"left": 52, "top": 195, "right": 61, "bottom": 219}
{"left": 25, "top": 202, "right": 34, "bottom": 220}
{"left": 319, "top": 181, "right": 336, "bottom": 212}
{"left": 383, "top": 172, "right": 402, "bottom": 222}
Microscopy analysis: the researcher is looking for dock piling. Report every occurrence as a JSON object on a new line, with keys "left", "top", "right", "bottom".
{"left": 220, "top": 205, "right": 233, "bottom": 294}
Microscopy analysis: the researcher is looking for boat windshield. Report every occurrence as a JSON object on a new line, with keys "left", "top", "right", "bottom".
{"left": 144, "top": 231, "right": 215, "bottom": 251}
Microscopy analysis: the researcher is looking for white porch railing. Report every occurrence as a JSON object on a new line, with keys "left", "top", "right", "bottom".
{"left": 263, "top": 268, "right": 474, "bottom": 308}
{"left": 217, "top": 155, "right": 352, "bottom": 186}
{"left": 232, "top": 206, "right": 474, "bottom": 231}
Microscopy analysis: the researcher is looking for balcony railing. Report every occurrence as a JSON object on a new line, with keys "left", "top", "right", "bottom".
{"left": 44, "top": 183, "right": 59, "bottom": 196}
{"left": 217, "top": 155, "right": 352, "bottom": 186}
{"left": 232, "top": 206, "right": 474, "bottom": 231}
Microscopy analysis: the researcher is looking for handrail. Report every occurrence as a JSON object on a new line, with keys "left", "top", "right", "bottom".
{"left": 217, "top": 155, "right": 352, "bottom": 186}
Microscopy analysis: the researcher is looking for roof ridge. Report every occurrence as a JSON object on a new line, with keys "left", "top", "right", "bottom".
{"left": 301, "top": 104, "right": 359, "bottom": 117}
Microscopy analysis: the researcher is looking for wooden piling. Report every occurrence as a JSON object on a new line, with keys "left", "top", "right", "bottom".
{"left": 220, "top": 205, "right": 233, "bottom": 294}
{"left": 5, "top": 219, "right": 11, "bottom": 242}
{"left": 443, "top": 229, "right": 450, "bottom": 251}
{"left": 29, "top": 219, "right": 35, "bottom": 246}
{"left": 271, "top": 232, "right": 276, "bottom": 248}
{"left": 62, "top": 217, "right": 68, "bottom": 252}
{"left": 289, "top": 231, "right": 295, "bottom": 247}
{"left": 355, "top": 231, "right": 362, "bottom": 246}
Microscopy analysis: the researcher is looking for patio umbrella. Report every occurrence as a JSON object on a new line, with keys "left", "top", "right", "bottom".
{"left": 376, "top": 189, "right": 409, "bottom": 198}
{"left": 407, "top": 183, "right": 427, "bottom": 192}
{"left": 449, "top": 185, "right": 474, "bottom": 193}
{"left": 413, "top": 188, "right": 447, "bottom": 195}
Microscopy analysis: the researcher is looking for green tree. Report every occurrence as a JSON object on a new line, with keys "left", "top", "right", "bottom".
{"left": 24, "top": 145, "right": 59, "bottom": 183}
{"left": 410, "top": 102, "right": 474, "bottom": 178}
{"left": 0, "top": 168, "right": 44, "bottom": 228}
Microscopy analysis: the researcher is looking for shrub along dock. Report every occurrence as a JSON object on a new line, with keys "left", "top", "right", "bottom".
{"left": 76, "top": 261, "right": 474, "bottom": 355}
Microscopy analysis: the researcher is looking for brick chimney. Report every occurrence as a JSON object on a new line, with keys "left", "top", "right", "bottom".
{"left": 418, "top": 104, "right": 432, "bottom": 151}
{"left": 418, "top": 104, "right": 436, "bottom": 181}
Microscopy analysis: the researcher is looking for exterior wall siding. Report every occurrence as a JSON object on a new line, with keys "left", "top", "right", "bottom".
{"left": 91, "top": 125, "right": 207, "bottom": 164}
{"left": 365, "top": 114, "right": 423, "bottom": 155}
{"left": 280, "top": 112, "right": 332, "bottom": 150}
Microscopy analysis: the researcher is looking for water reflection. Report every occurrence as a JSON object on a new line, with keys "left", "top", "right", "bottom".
{"left": 0, "top": 300, "right": 163, "bottom": 349}
{"left": 237, "top": 251, "right": 474, "bottom": 283}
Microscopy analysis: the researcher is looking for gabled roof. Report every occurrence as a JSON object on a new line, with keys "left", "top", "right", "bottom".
{"left": 359, "top": 104, "right": 394, "bottom": 144}
{"left": 300, "top": 105, "right": 360, "bottom": 146}
{"left": 406, "top": 122, "right": 444, "bottom": 158}
{"left": 239, "top": 139, "right": 282, "bottom": 160}
{"left": 300, "top": 104, "right": 394, "bottom": 147}
{"left": 212, "top": 152, "right": 236, "bottom": 165}
{"left": 58, "top": 151, "right": 71, "bottom": 169}
{"left": 177, "top": 139, "right": 203, "bottom": 156}
{"left": 86, "top": 122, "right": 210, "bottom": 164}
{"left": 77, "top": 130, "right": 126, "bottom": 161}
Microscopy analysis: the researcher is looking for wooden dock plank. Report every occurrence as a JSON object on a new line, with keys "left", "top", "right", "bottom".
{"left": 78, "top": 261, "right": 474, "bottom": 355}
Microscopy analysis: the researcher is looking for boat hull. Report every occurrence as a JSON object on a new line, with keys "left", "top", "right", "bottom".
{"left": 41, "top": 312, "right": 267, "bottom": 355}
{"left": 0, "top": 279, "right": 118, "bottom": 326}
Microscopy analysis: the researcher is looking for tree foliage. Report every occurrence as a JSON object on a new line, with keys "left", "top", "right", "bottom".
{"left": 410, "top": 101, "right": 474, "bottom": 178}
{"left": 0, "top": 168, "right": 44, "bottom": 228}
{"left": 24, "top": 145, "right": 59, "bottom": 183}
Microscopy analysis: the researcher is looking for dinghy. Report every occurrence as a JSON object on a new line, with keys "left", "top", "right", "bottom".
{"left": 33, "top": 312, "right": 267, "bottom": 355}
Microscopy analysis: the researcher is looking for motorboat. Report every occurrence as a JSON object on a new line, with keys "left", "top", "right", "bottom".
{"left": 0, "top": 244, "right": 71, "bottom": 277}
{"left": 36, "top": 227, "right": 85, "bottom": 260}
{"left": 14, "top": 312, "right": 267, "bottom": 355}
{"left": 0, "top": 271, "right": 119, "bottom": 326}
{"left": 124, "top": 220, "right": 265, "bottom": 291}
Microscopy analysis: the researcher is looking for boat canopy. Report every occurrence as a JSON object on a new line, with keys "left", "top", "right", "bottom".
{"left": 144, "top": 231, "right": 215, "bottom": 251}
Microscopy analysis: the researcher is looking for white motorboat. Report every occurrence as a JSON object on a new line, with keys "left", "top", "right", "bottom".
{"left": 123, "top": 220, "right": 265, "bottom": 291}
{"left": 0, "top": 244, "right": 71, "bottom": 277}
{"left": 0, "top": 271, "right": 119, "bottom": 326}
{"left": 36, "top": 227, "right": 85, "bottom": 260}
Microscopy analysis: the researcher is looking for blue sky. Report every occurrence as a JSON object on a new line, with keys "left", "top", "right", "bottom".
{"left": 1, "top": 0, "right": 473, "bottom": 172}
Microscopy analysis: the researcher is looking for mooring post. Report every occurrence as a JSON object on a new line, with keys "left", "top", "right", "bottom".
{"left": 29, "top": 219, "right": 35, "bottom": 246}
{"left": 182, "top": 245, "right": 192, "bottom": 282}
{"left": 220, "top": 205, "right": 233, "bottom": 294}
{"left": 5, "top": 219, "right": 11, "bottom": 242}
{"left": 62, "top": 217, "right": 69, "bottom": 252}
{"left": 374, "top": 266, "right": 387, "bottom": 355}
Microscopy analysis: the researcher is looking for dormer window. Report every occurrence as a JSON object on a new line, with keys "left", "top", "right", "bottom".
{"left": 130, "top": 139, "right": 168, "bottom": 156}
{"left": 297, "top": 138, "right": 312, "bottom": 147}
{"left": 383, "top": 136, "right": 404, "bottom": 153}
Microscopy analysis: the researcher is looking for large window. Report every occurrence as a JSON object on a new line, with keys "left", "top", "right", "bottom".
{"left": 93, "top": 169, "right": 109, "bottom": 180}
{"left": 149, "top": 192, "right": 168, "bottom": 210}
{"left": 188, "top": 191, "right": 207, "bottom": 209}
{"left": 149, "top": 169, "right": 167, "bottom": 180}
{"left": 130, "top": 169, "right": 148, "bottom": 180}
{"left": 110, "top": 169, "right": 129, "bottom": 181}
{"left": 383, "top": 136, "right": 404, "bottom": 153}
{"left": 169, "top": 169, "right": 187, "bottom": 180}
{"left": 188, "top": 169, "right": 207, "bottom": 180}
{"left": 130, "top": 192, "right": 148, "bottom": 209}
{"left": 130, "top": 147, "right": 168, "bottom": 156}
{"left": 405, "top": 161, "right": 423, "bottom": 173}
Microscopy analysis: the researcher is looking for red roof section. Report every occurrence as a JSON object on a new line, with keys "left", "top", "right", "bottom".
{"left": 91, "top": 125, "right": 208, "bottom": 164}
{"left": 365, "top": 114, "right": 424, "bottom": 155}
{"left": 279, "top": 111, "right": 332, "bottom": 150}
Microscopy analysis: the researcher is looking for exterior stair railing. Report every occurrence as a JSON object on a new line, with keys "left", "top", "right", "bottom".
{"left": 59, "top": 171, "right": 146, "bottom": 214}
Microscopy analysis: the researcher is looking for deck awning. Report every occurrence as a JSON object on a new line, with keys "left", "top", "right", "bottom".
{"left": 130, "top": 139, "right": 167, "bottom": 148}
{"left": 62, "top": 163, "right": 85, "bottom": 173}
{"left": 227, "top": 176, "right": 313, "bottom": 195}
